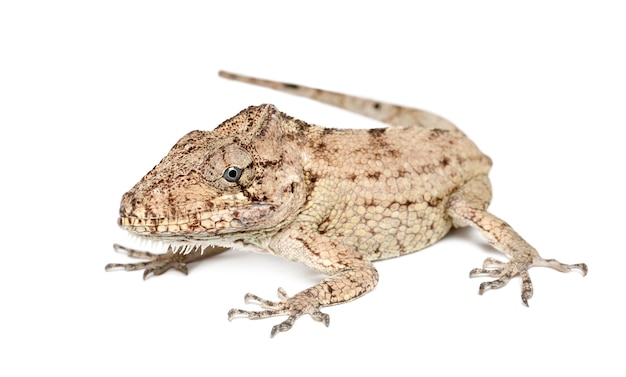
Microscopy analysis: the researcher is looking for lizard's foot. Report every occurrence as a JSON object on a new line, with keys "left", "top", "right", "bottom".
{"left": 105, "top": 244, "right": 226, "bottom": 279}
{"left": 105, "top": 244, "right": 191, "bottom": 279}
{"left": 228, "top": 287, "right": 330, "bottom": 338}
{"left": 470, "top": 256, "right": 588, "bottom": 306}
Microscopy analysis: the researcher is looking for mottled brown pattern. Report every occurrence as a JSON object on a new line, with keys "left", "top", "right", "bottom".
{"left": 107, "top": 71, "right": 587, "bottom": 337}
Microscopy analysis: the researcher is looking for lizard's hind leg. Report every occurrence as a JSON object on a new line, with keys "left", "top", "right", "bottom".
{"left": 446, "top": 175, "right": 587, "bottom": 306}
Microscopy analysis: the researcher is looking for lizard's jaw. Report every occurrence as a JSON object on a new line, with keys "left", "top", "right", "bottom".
{"left": 118, "top": 202, "right": 278, "bottom": 239}
{"left": 118, "top": 215, "right": 274, "bottom": 254}
{"left": 118, "top": 211, "right": 244, "bottom": 238}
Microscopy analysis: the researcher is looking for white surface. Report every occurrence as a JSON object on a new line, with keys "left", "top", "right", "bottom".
{"left": 1, "top": 1, "right": 623, "bottom": 376}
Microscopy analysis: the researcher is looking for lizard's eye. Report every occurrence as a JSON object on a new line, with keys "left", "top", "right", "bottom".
{"left": 223, "top": 166, "right": 243, "bottom": 182}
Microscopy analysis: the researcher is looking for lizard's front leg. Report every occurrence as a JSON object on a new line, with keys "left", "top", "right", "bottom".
{"left": 228, "top": 226, "right": 379, "bottom": 337}
{"left": 105, "top": 244, "right": 229, "bottom": 279}
{"left": 446, "top": 175, "right": 587, "bottom": 306}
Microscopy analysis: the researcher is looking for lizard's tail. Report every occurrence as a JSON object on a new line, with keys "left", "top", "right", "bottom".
{"left": 218, "top": 71, "right": 457, "bottom": 131}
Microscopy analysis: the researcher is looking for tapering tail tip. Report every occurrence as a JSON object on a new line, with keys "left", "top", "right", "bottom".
{"left": 218, "top": 70, "right": 233, "bottom": 79}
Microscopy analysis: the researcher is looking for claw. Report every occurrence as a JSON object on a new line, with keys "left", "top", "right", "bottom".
{"left": 311, "top": 310, "right": 330, "bottom": 326}
{"left": 270, "top": 314, "right": 298, "bottom": 338}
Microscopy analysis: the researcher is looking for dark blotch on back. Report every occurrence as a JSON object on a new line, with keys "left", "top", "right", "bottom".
{"left": 428, "top": 129, "right": 448, "bottom": 140}
{"left": 368, "top": 128, "right": 386, "bottom": 137}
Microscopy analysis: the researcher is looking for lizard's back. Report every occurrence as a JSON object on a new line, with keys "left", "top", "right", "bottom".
{"left": 298, "top": 125, "right": 492, "bottom": 260}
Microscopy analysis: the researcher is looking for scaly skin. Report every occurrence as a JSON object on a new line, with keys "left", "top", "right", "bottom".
{"left": 107, "top": 71, "right": 587, "bottom": 337}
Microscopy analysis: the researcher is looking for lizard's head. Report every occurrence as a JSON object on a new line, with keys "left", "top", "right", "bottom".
{"left": 118, "top": 104, "right": 309, "bottom": 248}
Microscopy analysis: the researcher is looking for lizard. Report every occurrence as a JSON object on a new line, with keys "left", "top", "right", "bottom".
{"left": 106, "top": 70, "right": 588, "bottom": 337}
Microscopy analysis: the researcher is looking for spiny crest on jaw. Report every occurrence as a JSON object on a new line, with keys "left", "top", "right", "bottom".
{"left": 118, "top": 232, "right": 231, "bottom": 256}
{"left": 118, "top": 104, "right": 311, "bottom": 245}
{"left": 167, "top": 242, "right": 220, "bottom": 255}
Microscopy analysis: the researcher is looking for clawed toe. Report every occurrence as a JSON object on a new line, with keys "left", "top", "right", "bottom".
{"left": 142, "top": 261, "right": 189, "bottom": 279}
{"left": 242, "top": 288, "right": 286, "bottom": 309}
{"left": 477, "top": 271, "right": 513, "bottom": 294}
{"left": 475, "top": 266, "right": 533, "bottom": 306}
{"left": 270, "top": 314, "right": 298, "bottom": 338}
{"left": 469, "top": 258, "right": 508, "bottom": 278}
{"left": 536, "top": 258, "right": 588, "bottom": 276}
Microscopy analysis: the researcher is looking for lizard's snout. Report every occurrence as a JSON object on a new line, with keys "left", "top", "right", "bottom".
{"left": 119, "top": 190, "right": 139, "bottom": 218}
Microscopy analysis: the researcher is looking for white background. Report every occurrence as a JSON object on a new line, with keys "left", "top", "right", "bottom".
{"left": 1, "top": 1, "right": 624, "bottom": 376}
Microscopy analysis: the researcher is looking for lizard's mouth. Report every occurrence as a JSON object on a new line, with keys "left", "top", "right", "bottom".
{"left": 117, "top": 213, "right": 276, "bottom": 255}
{"left": 118, "top": 213, "right": 245, "bottom": 238}
{"left": 117, "top": 201, "right": 281, "bottom": 239}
